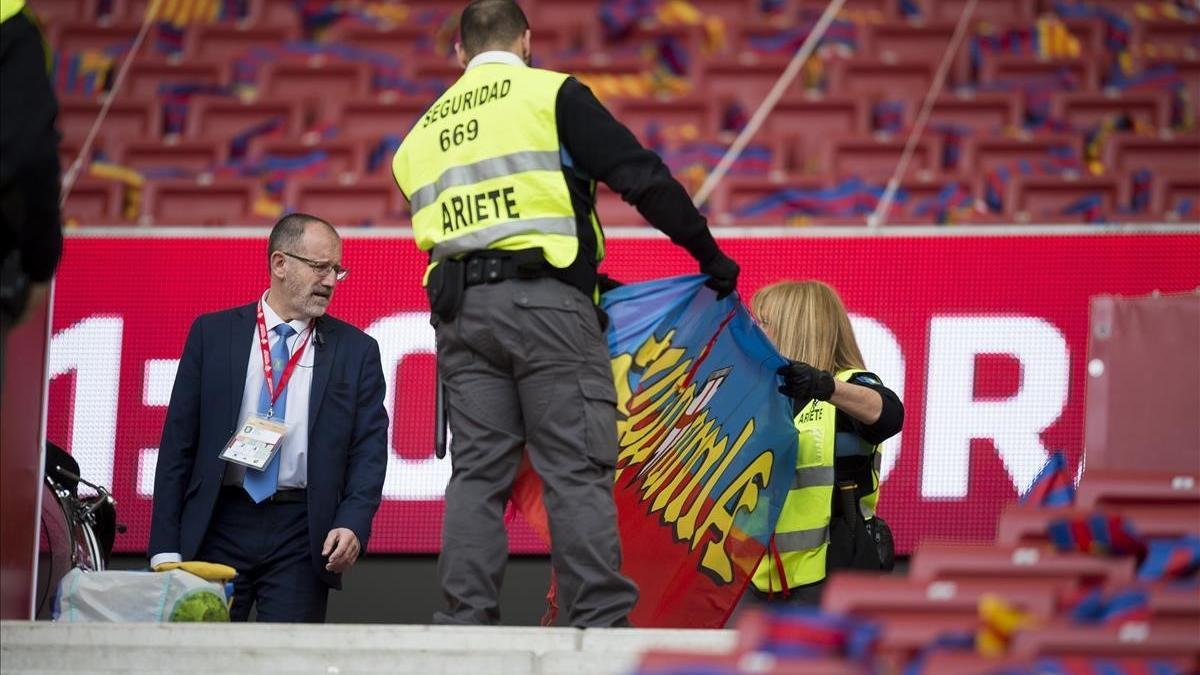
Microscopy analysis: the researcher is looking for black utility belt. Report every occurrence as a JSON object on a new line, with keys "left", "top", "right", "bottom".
{"left": 462, "top": 249, "right": 550, "bottom": 287}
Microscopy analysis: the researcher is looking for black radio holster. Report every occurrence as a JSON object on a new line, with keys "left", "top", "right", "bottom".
{"left": 426, "top": 258, "right": 465, "bottom": 323}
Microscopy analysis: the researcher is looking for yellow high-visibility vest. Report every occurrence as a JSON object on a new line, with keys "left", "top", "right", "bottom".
{"left": 1, "top": 0, "right": 27, "bottom": 23}
{"left": 393, "top": 62, "right": 591, "bottom": 280}
{"left": 751, "top": 369, "right": 883, "bottom": 591}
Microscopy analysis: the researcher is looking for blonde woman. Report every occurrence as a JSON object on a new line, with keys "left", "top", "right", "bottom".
{"left": 747, "top": 280, "right": 903, "bottom": 606}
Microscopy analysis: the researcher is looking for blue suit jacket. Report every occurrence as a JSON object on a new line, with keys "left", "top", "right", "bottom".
{"left": 148, "top": 302, "right": 389, "bottom": 588}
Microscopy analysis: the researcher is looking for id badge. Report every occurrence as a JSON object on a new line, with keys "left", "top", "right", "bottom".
{"left": 220, "top": 415, "right": 289, "bottom": 470}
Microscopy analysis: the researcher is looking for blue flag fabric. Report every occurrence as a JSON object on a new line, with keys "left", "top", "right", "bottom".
{"left": 1020, "top": 451, "right": 1075, "bottom": 507}
{"left": 600, "top": 275, "right": 799, "bottom": 627}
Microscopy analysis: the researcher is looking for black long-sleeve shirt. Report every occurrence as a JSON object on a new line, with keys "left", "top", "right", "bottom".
{"left": 0, "top": 10, "right": 63, "bottom": 288}
{"left": 789, "top": 370, "right": 903, "bottom": 507}
{"left": 551, "top": 77, "right": 722, "bottom": 295}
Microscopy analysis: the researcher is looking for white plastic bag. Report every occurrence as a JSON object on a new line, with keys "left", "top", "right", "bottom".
{"left": 55, "top": 568, "right": 229, "bottom": 622}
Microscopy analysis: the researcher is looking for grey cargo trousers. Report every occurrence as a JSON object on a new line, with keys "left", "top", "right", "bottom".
{"left": 432, "top": 276, "right": 639, "bottom": 626}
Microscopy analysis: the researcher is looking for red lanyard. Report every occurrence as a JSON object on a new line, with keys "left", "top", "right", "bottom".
{"left": 256, "top": 301, "right": 313, "bottom": 418}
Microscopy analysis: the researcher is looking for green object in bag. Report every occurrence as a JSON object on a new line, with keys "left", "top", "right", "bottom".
{"left": 170, "top": 588, "right": 230, "bottom": 622}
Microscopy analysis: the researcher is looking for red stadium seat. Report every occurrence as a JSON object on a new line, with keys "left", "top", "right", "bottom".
{"left": 1056, "top": 92, "right": 1169, "bottom": 131}
{"left": 121, "top": 140, "right": 222, "bottom": 173}
{"left": 326, "top": 25, "right": 428, "bottom": 63}
{"left": 28, "top": 0, "right": 96, "bottom": 23}
{"left": 61, "top": 178, "right": 124, "bottom": 225}
{"left": 889, "top": 176, "right": 973, "bottom": 223}
{"left": 57, "top": 96, "right": 159, "bottom": 144}
{"left": 968, "top": 134, "right": 1083, "bottom": 176}
{"left": 50, "top": 20, "right": 142, "bottom": 54}
{"left": 638, "top": 650, "right": 859, "bottom": 675}
{"left": 335, "top": 98, "right": 429, "bottom": 140}
{"left": 833, "top": 59, "right": 936, "bottom": 99}
{"left": 254, "top": 140, "right": 363, "bottom": 178}
{"left": 1161, "top": 172, "right": 1200, "bottom": 220}
{"left": 252, "top": 0, "right": 299, "bottom": 28}
{"left": 1143, "top": 57, "right": 1200, "bottom": 106}
{"left": 826, "top": 136, "right": 940, "bottom": 178}
{"left": 144, "top": 178, "right": 260, "bottom": 225}
{"left": 126, "top": 59, "right": 228, "bottom": 100}
{"left": 1146, "top": 583, "right": 1200, "bottom": 622}
{"left": 188, "top": 98, "right": 302, "bottom": 140}
{"left": 926, "top": 653, "right": 1196, "bottom": 675}
{"left": 613, "top": 97, "right": 717, "bottom": 144}
{"left": 1139, "top": 19, "right": 1200, "bottom": 52}
{"left": 1010, "top": 617, "right": 1200, "bottom": 659}
{"left": 57, "top": 140, "right": 104, "bottom": 175}
{"left": 762, "top": 98, "right": 866, "bottom": 148}
{"left": 191, "top": 24, "right": 298, "bottom": 61}
{"left": 119, "top": 0, "right": 274, "bottom": 25}
{"left": 928, "top": 93, "right": 1021, "bottom": 133}
{"left": 720, "top": 175, "right": 841, "bottom": 227}
{"left": 980, "top": 56, "right": 1100, "bottom": 92}
{"left": 1107, "top": 134, "right": 1200, "bottom": 175}
{"left": 259, "top": 61, "right": 370, "bottom": 100}
{"left": 872, "top": 613, "right": 982, "bottom": 657}
{"left": 533, "top": 0, "right": 602, "bottom": 33}
{"left": 995, "top": 504, "right": 1200, "bottom": 547}
{"left": 1075, "top": 469, "right": 1200, "bottom": 511}
{"left": 401, "top": 0, "right": 468, "bottom": 18}
{"left": 920, "top": 653, "right": 1037, "bottom": 675}
{"left": 287, "top": 178, "right": 407, "bottom": 226}
{"left": 928, "top": 0, "right": 1035, "bottom": 22}
{"left": 683, "top": 0, "right": 762, "bottom": 26}
{"left": 862, "top": 22, "right": 970, "bottom": 87}
{"left": 1012, "top": 175, "right": 1121, "bottom": 222}
{"left": 909, "top": 542, "right": 1137, "bottom": 587}
{"left": 822, "top": 571, "right": 1067, "bottom": 618}
{"left": 411, "top": 56, "right": 466, "bottom": 84}
{"left": 701, "top": 57, "right": 807, "bottom": 110}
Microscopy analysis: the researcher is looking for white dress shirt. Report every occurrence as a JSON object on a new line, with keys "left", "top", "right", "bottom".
{"left": 466, "top": 49, "right": 526, "bottom": 71}
{"left": 151, "top": 292, "right": 315, "bottom": 569}
{"left": 225, "top": 291, "right": 315, "bottom": 490}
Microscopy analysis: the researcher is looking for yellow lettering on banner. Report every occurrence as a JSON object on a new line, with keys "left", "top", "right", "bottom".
{"left": 697, "top": 451, "right": 772, "bottom": 583}
{"left": 611, "top": 330, "right": 777, "bottom": 584}
{"left": 672, "top": 420, "right": 753, "bottom": 541}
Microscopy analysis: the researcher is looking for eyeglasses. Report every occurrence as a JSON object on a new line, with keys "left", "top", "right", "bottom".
{"left": 281, "top": 251, "right": 349, "bottom": 281}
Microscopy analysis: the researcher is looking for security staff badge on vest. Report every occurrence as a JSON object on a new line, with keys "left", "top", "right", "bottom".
{"left": 220, "top": 416, "right": 288, "bottom": 471}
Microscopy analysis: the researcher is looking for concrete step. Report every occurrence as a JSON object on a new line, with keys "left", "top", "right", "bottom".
{"left": 1, "top": 622, "right": 738, "bottom": 675}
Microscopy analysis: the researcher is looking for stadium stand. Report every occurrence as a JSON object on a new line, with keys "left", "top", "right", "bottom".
{"left": 45, "top": 0, "right": 1199, "bottom": 227}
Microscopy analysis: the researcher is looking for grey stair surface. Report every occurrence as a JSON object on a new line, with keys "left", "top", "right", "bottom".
{"left": 1, "top": 621, "right": 737, "bottom": 675}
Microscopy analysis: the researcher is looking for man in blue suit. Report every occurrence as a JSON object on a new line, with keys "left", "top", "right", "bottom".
{"left": 149, "top": 213, "right": 389, "bottom": 622}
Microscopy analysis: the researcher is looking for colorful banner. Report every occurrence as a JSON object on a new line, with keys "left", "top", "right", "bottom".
{"left": 45, "top": 233, "right": 1200, "bottom": 556}
{"left": 604, "top": 275, "right": 797, "bottom": 627}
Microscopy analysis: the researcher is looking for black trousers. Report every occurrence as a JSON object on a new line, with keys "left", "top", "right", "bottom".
{"left": 196, "top": 488, "right": 329, "bottom": 622}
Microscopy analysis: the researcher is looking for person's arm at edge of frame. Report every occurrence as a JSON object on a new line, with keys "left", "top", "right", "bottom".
{"left": 836, "top": 374, "right": 903, "bottom": 445}
{"left": 555, "top": 78, "right": 739, "bottom": 298}
{"left": 147, "top": 315, "right": 206, "bottom": 568}
{"left": 324, "top": 334, "right": 389, "bottom": 573}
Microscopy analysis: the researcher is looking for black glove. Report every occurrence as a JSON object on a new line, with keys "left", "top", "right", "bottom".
{"left": 700, "top": 252, "right": 739, "bottom": 300}
{"left": 597, "top": 273, "right": 624, "bottom": 294}
{"left": 777, "top": 361, "right": 835, "bottom": 401}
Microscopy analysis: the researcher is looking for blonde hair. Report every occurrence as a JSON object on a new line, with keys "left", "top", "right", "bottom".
{"left": 750, "top": 280, "right": 866, "bottom": 373}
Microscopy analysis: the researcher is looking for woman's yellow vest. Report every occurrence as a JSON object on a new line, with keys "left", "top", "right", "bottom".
{"left": 751, "top": 369, "right": 883, "bottom": 591}
{"left": 392, "top": 63, "right": 600, "bottom": 276}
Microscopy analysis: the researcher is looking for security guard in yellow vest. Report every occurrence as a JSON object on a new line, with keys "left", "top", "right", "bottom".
{"left": 392, "top": 0, "right": 739, "bottom": 627}
{"left": 2, "top": 0, "right": 63, "bottom": 351}
{"left": 747, "top": 281, "right": 903, "bottom": 605}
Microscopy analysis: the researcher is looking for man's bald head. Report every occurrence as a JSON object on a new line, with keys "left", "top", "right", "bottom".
{"left": 458, "top": 0, "right": 530, "bottom": 58}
